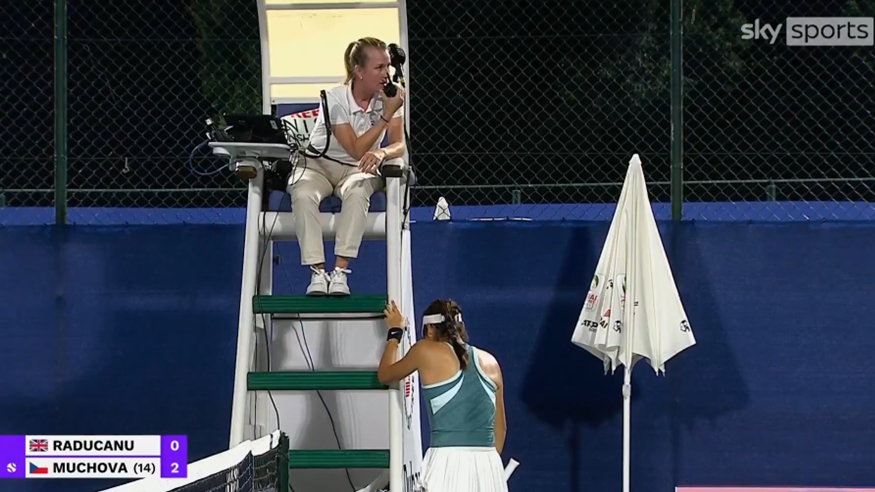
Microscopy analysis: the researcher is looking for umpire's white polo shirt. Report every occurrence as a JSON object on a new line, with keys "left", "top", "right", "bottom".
{"left": 307, "top": 83, "right": 403, "bottom": 167}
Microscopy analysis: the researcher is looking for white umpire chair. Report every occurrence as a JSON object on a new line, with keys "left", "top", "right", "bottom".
{"left": 209, "top": 1, "right": 415, "bottom": 491}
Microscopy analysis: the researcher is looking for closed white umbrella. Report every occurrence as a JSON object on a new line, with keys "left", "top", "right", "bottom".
{"left": 571, "top": 154, "right": 696, "bottom": 492}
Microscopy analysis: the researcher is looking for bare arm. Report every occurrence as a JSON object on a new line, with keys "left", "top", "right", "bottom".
{"left": 476, "top": 349, "right": 507, "bottom": 454}
{"left": 377, "top": 301, "right": 420, "bottom": 385}
{"left": 332, "top": 119, "right": 391, "bottom": 162}
{"left": 377, "top": 340, "right": 423, "bottom": 385}
{"left": 494, "top": 366, "right": 506, "bottom": 454}
{"left": 380, "top": 115, "right": 406, "bottom": 160}
{"left": 358, "top": 108, "right": 406, "bottom": 175}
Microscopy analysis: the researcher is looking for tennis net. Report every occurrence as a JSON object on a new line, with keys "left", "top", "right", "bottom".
{"left": 98, "top": 431, "right": 289, "bottom": 492}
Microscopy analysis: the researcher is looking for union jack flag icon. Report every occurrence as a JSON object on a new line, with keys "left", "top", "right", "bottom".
{"left": 29, "top": 439, "right": 48, "bottom": 453}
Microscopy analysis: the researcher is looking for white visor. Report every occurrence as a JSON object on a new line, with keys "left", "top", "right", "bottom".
{"left": 422, "top": 314, "right": 444, "bottom": 325}
{"left": 421, "top": 313, "right": 462, "bottom": 326}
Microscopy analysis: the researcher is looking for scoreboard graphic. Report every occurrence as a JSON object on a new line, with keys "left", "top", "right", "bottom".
{"left": 0, "top": 435, "right": 187, "bottom": 479}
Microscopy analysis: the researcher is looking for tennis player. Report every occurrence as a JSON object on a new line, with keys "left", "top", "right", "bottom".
{"left": 378, "top": 300, "right": 508, "bottom": 492}
{"left": 290, "top": 37, "right": 406, "bottom": 297}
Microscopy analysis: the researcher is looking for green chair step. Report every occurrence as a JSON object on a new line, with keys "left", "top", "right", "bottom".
{"left": 248, "top": 371, "right": 387, "bottom": 390}
{"left": 289, "top": 449, "right": 389, "bottom": 469}
{"left": 253, "top": 295, "right": 387, "bottom": 315}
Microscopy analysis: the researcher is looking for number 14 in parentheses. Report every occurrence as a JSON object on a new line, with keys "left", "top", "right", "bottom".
{"left": 134, "top": 462, "right": 156, "bottom": 474}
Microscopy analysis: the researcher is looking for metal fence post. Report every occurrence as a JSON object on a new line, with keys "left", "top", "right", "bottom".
{"left": 670, "top": 0, "right": 683, "bottom": 221}
{"left": 54, "top": 0, "right": 69, "bottom": 225}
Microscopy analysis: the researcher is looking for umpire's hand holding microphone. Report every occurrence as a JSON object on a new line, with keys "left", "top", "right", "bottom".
{"left": 358, "top": 82, "right": 405, "bottom": 176}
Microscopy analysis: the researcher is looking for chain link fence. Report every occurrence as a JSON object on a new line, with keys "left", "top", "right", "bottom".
{"left": 682, "top": 0, "right": 875, "bottom": 220}
{"left": 409, "top": 0, "right": 676, "bottom": 221}
{"left": 2, "top": 0, "right": 259, "bottom": 225}
{"left": 2, "top": 0, "right": 874, "bottom": 224}
{"left": 1, "top": 2, "right": 56, "bottom": 214}
{"left": 64, "top": 0, "right": 260, "bottom": 224}
{"left": 409, "top": 0, "right": 875, "bottom": 220}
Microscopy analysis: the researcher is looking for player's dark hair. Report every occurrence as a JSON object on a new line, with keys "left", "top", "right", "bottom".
{"left": 423, "top": 299, "right": 469, "bottom": 370}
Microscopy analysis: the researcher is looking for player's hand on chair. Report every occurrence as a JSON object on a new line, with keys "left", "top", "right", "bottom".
{"left": 359, "top": 149, "right": 386, "bottom": 175}
{"left": 383, "top": 300, "right": 405, "bottom": 330}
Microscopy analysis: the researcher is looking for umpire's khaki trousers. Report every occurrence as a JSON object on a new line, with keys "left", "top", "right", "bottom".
{"left": 287, "top": 157, "right": 395, "bottom": 266}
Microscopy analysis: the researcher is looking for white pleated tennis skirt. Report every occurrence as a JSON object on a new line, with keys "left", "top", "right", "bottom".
{"left": 421, "top": 446, "right": 509, "bottom": 492}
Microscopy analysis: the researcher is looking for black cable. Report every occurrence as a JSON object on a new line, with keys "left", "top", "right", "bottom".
{"left": 251, "top": 107, "right": 355, "bottom": 490}
{"left": 253, "top": 141, "right": 308, "bottom": 433}
{"left": 278, "top": 250, "right": 359, "bottom": 492}
{"left": 387, "top": 51, "right": 416, "bottom": 230}
{"left": 248, "top": 201, "right": 286, "bottom": 492}
{"left": 282, "top": 90, "right": 333, "bottom": 161}
{"left": 254, "top": 192, "right": 285, "bottom": 441}
{"left": 401, "top": 126, "right": 415, "bottom": 227}
{"left": 250, "top": 91, "right": 340, "bottom": 492}
{"left": 254, "top": 127, "right": 318, "bottom": 438}
{"left": 188, "top": 139, "right": 227, "bottom": 177}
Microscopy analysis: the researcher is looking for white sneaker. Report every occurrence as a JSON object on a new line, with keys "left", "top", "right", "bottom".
{"left": 328, "top": 267, "right": 351, "bottom": 296}
{"left": 306, "top": 266, "right": 329, "bottom": 296}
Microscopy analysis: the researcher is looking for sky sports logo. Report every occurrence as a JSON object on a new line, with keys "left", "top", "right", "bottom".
{"left": 741, "top": 17, "right": 874, "bottom": 46}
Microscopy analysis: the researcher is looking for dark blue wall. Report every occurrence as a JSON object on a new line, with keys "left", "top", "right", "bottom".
{"left": 2, "top": 221, "right": 875, "bottom": 492}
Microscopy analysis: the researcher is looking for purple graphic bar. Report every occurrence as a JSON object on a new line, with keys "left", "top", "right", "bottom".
{"left": 160, "top": 435, "right": 187, "bottom": 478}
{"left": 0, "top": 436, "right": 25, "bottom": 479}
{"left": 30, "top": 455, "right": 159, "bottom": 458}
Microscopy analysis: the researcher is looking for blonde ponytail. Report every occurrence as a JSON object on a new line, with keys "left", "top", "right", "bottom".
{"left": 343, "top": 42, "right": 357, "bottom": 84}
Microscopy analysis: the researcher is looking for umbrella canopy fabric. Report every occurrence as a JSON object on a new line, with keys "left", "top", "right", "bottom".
{"left": 571, "top": 153, "right": 696, "bottom": 374}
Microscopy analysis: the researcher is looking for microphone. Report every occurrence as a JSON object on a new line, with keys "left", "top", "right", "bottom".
{"left": 384, "top": 43, "right": 407, "bottom": 98}
{"left": 389, "top": 43, "right": 407, "bottom": 70}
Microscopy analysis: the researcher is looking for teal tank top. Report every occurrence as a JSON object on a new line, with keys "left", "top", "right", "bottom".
{"left": 422, "top": 344, "right": 498, "bottom": 448}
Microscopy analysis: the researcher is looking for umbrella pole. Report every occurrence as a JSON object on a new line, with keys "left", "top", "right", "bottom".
{"left": 623, "top": 366, "right": 632, "bottom": 492}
